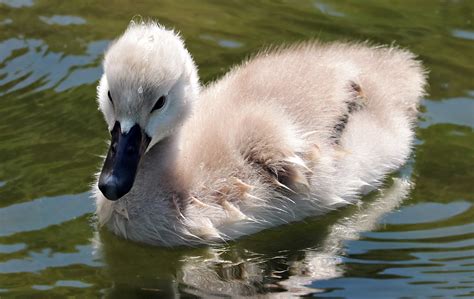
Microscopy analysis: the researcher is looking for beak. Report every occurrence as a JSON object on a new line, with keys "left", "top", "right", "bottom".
{"left": 98, "top": 121, "right": 151, "bottom": 201}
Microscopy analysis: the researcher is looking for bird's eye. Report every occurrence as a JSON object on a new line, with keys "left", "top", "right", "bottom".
{"left": 108, "top": 91, "right": 113, "bottom": 105}
{"left": 151, "top": 96, "right": 166, "bottom": 112}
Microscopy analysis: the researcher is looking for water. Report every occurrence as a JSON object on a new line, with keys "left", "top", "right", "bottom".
{"left": 0, "top": 0, "right": 473, "bottom": 297}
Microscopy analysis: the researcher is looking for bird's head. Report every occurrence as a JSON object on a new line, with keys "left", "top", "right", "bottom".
{"left": 97, "top": 22, "right": 199, "bottom": 201}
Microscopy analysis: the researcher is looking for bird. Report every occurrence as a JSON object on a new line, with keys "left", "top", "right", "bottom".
{"left": 93, "top": 21, "right": 426, "bottom": 247}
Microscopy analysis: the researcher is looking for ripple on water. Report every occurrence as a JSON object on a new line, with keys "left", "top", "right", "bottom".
{"left": 311, "top": 200, "right": 474, "bottom": 297}
{"left": 38, "top": 15, "right": 86, "bottom": 26}
{"left": 0, "top": 0, "right": 33, "bottom": 8}
{"left": 382, "top": 201, "right": 472, "bottom": 225}
{"left": 314, "top": 2, "right": 345, "bottom": 17}
{"left": 0, "top": 18, "right": 13, "bottom": 25}
{"left": 32, "top": 280, "right": 94, "bottom": 291}
{"left": 218, "top": 39, "right": 243, "bottom": 48}
{"left": 0, "top": 38, "right": 107, "bottom": 95}
{"left": 199, "top": 34, "right": 243, "bottom": 48}
{"left": 452, "top": 29, "right": 474, "bottom": 41}
{"left": 364, "top": 222, "right": 474, "bottom": 240}
{"left": 0, "top": 192, "right": 94, "bottom": 237}
{"left": 0, "top": 243, "right": 26, "bottom": 254}
{"left": 0, "top": 245, "right": 101, "bottom": 273}
{"left": 421, "top": 98, "right": 474, "bottom": 129}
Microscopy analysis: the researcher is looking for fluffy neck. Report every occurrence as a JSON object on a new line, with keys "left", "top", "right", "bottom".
{"left": 142, "top": 135, "right": 178, "bottom": 176}
{"left": 137, "top": 130, "right": 190, "bottom": 197}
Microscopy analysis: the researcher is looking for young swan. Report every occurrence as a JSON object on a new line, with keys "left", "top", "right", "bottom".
{"left": 94, "top": 22, "right": 426, "bottom": 246}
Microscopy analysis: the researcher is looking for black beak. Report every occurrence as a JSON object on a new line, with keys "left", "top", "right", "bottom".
{"left": 98, "top": 121, "right": 151, "bottom": 201}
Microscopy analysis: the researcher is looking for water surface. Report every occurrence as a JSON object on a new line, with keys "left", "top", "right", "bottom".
{"left": 0, "top": 0, "right": 473, "bottom": 297}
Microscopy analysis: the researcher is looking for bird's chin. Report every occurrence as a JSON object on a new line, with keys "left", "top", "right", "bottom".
{"left": 98, "top": 121, "right": 151, "bottom": 201}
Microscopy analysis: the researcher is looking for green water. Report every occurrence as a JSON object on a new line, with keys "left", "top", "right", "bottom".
{"left": 0, "top": 0, "right": 473, "bottom": 297}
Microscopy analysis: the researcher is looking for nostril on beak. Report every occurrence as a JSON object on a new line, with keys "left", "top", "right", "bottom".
{"left": 98, "top": 175, "right": 120, "bottom": 201}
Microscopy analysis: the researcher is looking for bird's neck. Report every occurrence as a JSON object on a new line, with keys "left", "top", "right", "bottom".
{"left": 143, "top": 134, "right": 178, "bottom": 170}
{"left": 137, "top": 132, "right": 186, "bottom": 194}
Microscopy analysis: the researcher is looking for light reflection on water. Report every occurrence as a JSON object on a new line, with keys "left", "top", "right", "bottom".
{"left": 0, "top": 192, "right": 93, "bottom": 237}
{"left": 0, "top": 38, "right": 107, "bottom": 94}
{"left": 0, "top": 0, "right": 473, "bottom": 297}
{"left": 39, "top": 15, "right": 86, "bottom": 26}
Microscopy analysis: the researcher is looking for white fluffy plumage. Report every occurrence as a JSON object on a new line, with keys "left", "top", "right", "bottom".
{"left": 93, "top": 21, "right": 426, "bottom": 246}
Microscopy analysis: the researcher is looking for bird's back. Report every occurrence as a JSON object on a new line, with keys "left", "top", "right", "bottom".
{"left": 178, "top": 42, "right": 425, "bottom": 179}
{"left": 166, "top": 42, "right": 425, "bottom": 242}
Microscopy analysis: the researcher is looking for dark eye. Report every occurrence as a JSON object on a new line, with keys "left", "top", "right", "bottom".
{"left": 108, "top": 91, "right": 113, "bottom": 105}
{"left": 151, "top": 96, "right": 166, "bottom": 112}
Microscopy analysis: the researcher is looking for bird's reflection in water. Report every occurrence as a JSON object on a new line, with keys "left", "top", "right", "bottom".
{"left": 93, "top": 178, "right": 411, "bottom": 298}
